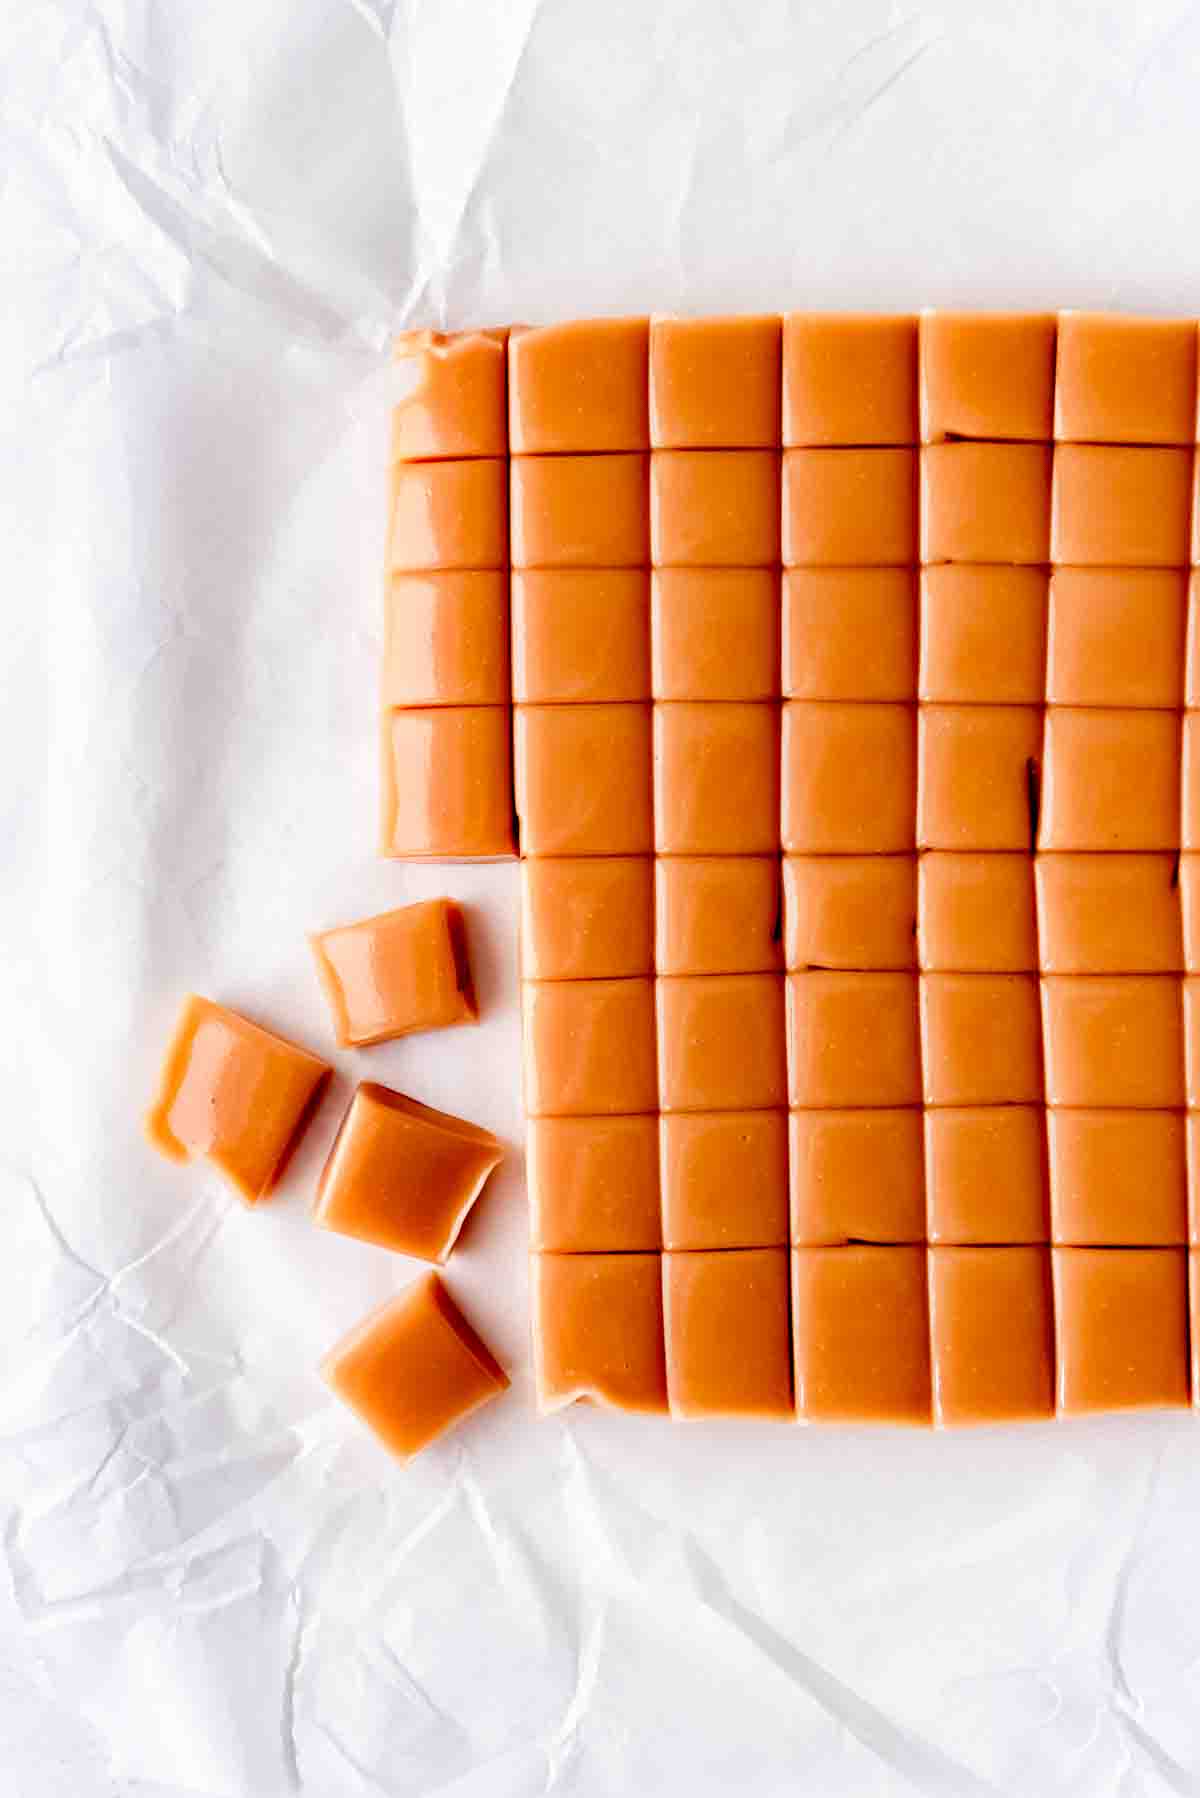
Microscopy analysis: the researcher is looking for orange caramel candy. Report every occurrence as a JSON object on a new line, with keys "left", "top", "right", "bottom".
{"left": 310, "top": 898, "right": 476, "bottom": 1048}
{"left": 664, "top": 1248, "right": 793, "bottom": 1419}
{"left": 1041, "top": 976, "right": 1185, "bottom": 1109}
{"left": 322, "top": 1273, "right": 509, "bottom": 1460}
{"left": 659, "top": 1111, "right": 788, "bottom": 1250}
{"left": 656, "top": 974, "right": 787, "bottom": 1113}
{"left": 781, "top": 701, "right": 916, "bottom": 855}
{"left": 651, "top": 450, "right": 780, "bottom": 566}
{"left": 1047, "top": 1109, "right": 1186, "bottom": 1246}
{"left": 918, "top": 312, "right": 1057, "bottom": 443}
{"left": 522, "top": 978, "right": 658, "bottom": 1118}
{"left": 391, "top": 330, "right": 508, "bottom": 461}
{"left": 510, "top": 453, "right": 648, "bottom": 568}
{"left": 782, "top": 448, "right": 917, "bottom": 567}
{"left": 521, "top": 856, "right": 654, "bottom": 981}
{"left": 388, "top": 459, "right": 507, "bottom": 571}
{"left": 782, "top": 313, "right": 918, "bottom": 447}
{"left": 924, "top": 1107, "right": 1048, "bottom": 1244}
{"left": 1034, "top": 854, "right": 1183, "bottom": 974}
{"left": 928, "top": 1248, "right": 1055, "bottom": 1426}
{"left": 1038, "top": 709, "right": 1180, "bottom": 853}
{"left": 784, "top": 568, "right": 917, "bottom": 702}
{"left": 381, "top": 707, "right": 514, "bottom": 860}
{"left": 919, "top": 974, "right": 1043, "bottom": 1108}
{"left": 918, "top": 853, "right": 1038, "bottom": 973}
{"left": 921, "top": 444, "right": 1051, "bottom": 564}
{"left": 654, "top": 703, "right": 780, "bottom": 856}
{"left": 1182, "top": 715, "right": 1200, "bottom": 851}
{"left": 515, "top": 703, "right": 653, "bottom": 857}
{"left": 650, "top": 315, "right": 781, "bottom": 449}
{"left": 1051, "top": 445, "right": 1192, "bottom": 567}
{"left": 1046, "top": 570, "right": 1186, "bottom": 709}
{"left": 314, "top": 1083, "right": 502, "bottom": 1262}
{"left": 532, "top": 1252, "right": 668, "bottom": 1413}
{"left": 787, "top": 971, "right": 922, "bottom": 1109}
{"left": 527, "top": 1115, "right": 661, "bottom": 1253}
{"left": 655, "top": 855, "right": 782, "bottom": 977}
{"left": 1053, "top": 1248, "right": 1190, "bottom": 1414}
{"left": 146, "top": 994, "right": 330, "bottom": 1204}
{"left": 782, "top": 854, "right": 917, "bottom": 972}
{"left": 511, "top": 570, "right": 650, "bottom": 704}
{"left": 383, "top": 573, "right": 509, "bottom": 708}
{"left": 1054, "top": 312, "right": 1198, "bottom": 446}
{"left": 508, "top": 318, "right": 649, "bottom": 453}
{"left": 792, "top": 1246, "right": 931, "bottom": 1424}
{"left": 789, "top": 1109, "right": 926, "bottom": 1246}
{"left": 917, "top": 705, "right": 1041, "bottom": 853}
{"left": 1181, "top": 857, "right": 1200, "bottom": 972}
{"left": 918, "top": 567, "right": 1047, "bottom": 705}
{"left": 652, "top": 569, "right": 780, "bottom": 701}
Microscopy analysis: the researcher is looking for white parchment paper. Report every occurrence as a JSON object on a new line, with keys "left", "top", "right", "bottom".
{"left": 8, "top": 2, "right": 1200, "bottom": 1792}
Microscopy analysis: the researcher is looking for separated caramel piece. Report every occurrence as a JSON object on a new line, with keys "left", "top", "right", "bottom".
{"left": 917, "top": 705, "right": 1041, "bottom": 852}
{"left": 1041, "top": 976, "right": 1185, "bottom": 1109}
{"left": 928, "top": 1248, "right": 1055, "bottom": 1426}
{"left": 780, "top": 701, "right": 916, "bottom": 855}
{"left": 1054, "top": 312, "right": 1199, "bottom": 446}
{"left": 920, "top": 444, "right": 1052, "bottom": 564}
{"left": 783, "top": 569, "right": 917, "bottom": 701}
{"left": 656, "top": 974, "right": 787, "bottom": 1113}
{"left": 1053, "top": 1248, "right": 1190, "bottom": 1414}
{"left": 1182, "top": 715, "right": 1200, "bottom": 851}
{"left": 521, "top": 857, "right": 654, "bottom": 982}
{"left": 388, "top": 459, "right": 508, "bottom": 571}
{"left": 649, "top": 315, "right": 782, "bottom": 449}
{"left": 792, "top": 1246, "right": 931, "bottom": 1424}
{"left": 918, "top": 567, "right": 1047, "bottom": 705}
{"left": 924, "top": 1108, "right": 1048, "bottom": 1244}
{"left": 310, "top": 899, "right": 476, "bottom": 1048}
{"left": 919, "top": 973, "right": 1043, "bottom": 1107}
{"left": 511, "top": 571, "right": 650, "bottom": 704}
{"left": 514, "top": 703, "right": 653, "bottom": 856}
{"left": 1034, "top": 854, "right": 1183, "bottom": 974}
{"left": 381, "top": 707, "right": 514, "bottom": 860}
{"left": 1048, "top": 1110, "right": 1186, "bottom": 1246}
{"left": 1046, "top": 570, "right": 1186, "bottom": 709}
{"left": 532, "top": 1252, "right": 668, "bottom": 1413}
{"left": 383, "top": 572, "right": 510, "bottom": 708}
{"left": 660, "top": 1111, "right": 789, "bottom": 1250}
{"left": 651, "top": 569, "right": 780, "bottom": 701}
{"left": 314, "top": 1083, "right": 502, "bottom": 1262}
{"left": 650, "top": 450, "right": 780, "bottom": 566}
{"left": 786, "top": 971, "right": 922, "bottom": 1109}
{"left": 522, "top": 978, "right": 658, "bottom": 1118}
{"left": 510, "top": 454, "right": 648, "bottom": 568}
{"left": 919, "top": 312, "right": 1057, "bottom": 444}
{"left": 146, "top": 994, "right": 330, "bottom": 1204}
{"left": 653, "top": 703, "right": 780, "bottom": 855}
{"left": 1181, "top": 857, "right": 1200, "bottom": 972}
{"left": 392, "top": 330, "right": 508, "bottom": 462}
{"left": 789, "top": 1109, "right": 926, "bottom": 1246}
{"left": 782, "top": 448, "right": 917, "bottom": 566}
{"left": 1051, "top": 445, "right": 1192, "bottom": 567}
{"left": 527, "top": 1115, "right": 661, "bottom": 1252}
{"left": 323, "top": 1273, "right": 508, "bottom": 1460}
{"left": 783, "top": 855, "right": 917, "bottom": 972}
{"left": 918, "top": 853, "right": 1037, "bottom": 973}
{"left": 664, "top": 1248, "right": 793, "bottom": 1419}
{"left": 655, "top": 855, "right": 782, "bottom": 977}
{"left": 508, "top": 318, "right": 649, "bottom": 453}
{"left": 1038, "top": 709, "right": 1180, "bottom": 853}
{"left": 783, "top": 314, "right": 918, "bottom": 447}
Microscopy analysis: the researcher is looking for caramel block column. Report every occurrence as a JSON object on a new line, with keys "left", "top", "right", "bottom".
{"left": 1041, "top": 313, "right": 1196, "bottom": 1415}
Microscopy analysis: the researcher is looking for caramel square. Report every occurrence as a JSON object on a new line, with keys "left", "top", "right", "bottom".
{"left": 917, "top": 705, "right": 1041, "bottom": 852}
{"left": 514, "top": 703, "right": 652, "bottom": 856}
{"left": 383, "top": 572, "right": 510, "bottom": 707}
{"left": 382, "top": 707, "right": 514, "bottom": 860}
{"left": 789, "top": 1109, "right": 926, "bottom": 1245}
{"left": 928, "top": 1248, "right": 1055, "bottom": 1426}
{"left": 1046, "top": 569, "right": 1186, "bottom": 709}
{"left": 1038, "top": 709, "right": 1180, "bottom": 852}
{"left": 786, "top": 971, "right": 922, "bottom": 1108}
{"left": 1051, "top": 445, "right": 1192, "bottom": 567}
{"left": 1181, "top": 856, "right": 1200, "bottom": 972}
{"left": 1034, "top": 854, "right": 1183, "bottom": 974}
{"left": 521, "top": 857, "right": 654, "bottom": 981}
{"left": 919, "top": 312, "right": 1056, "bottom": 443}
{"left": 920, "top": 443, "right": 1052, "bottom": 564}
{"left": 532, "top": 1253, "right": 668, "bottom": 1414}
{"left": 1054, "top": 312, "right": 1198, "bottom": 446}
{"left": 653, "top": 703, "right": 780, "bottom": 855}
{"left": 522, "top": 978, "right": 658, "bottom": 1117}
{"left": 511, "top": 570, "right": 650, "bottom": 703}
{"left": 1048, "top": 1110, "right": 1186, "bottom": 1246}
{"left": 527, "top": 1115, "right": 661, "bottom": 1252}
{"left": 392, "top": 329, "right": 508, "bottom": 462}
{"left": 656, "top": 855, "right": 782, "bottom": 977}
{"left": 1053, "top": 1248, "right": 1190, "bottom": 1414}
{"left": 783, "top": 568, "right": 917, "bottom": 701}
{"left": 918, "top": 853, "right": 1037, "bottom": 974}
{"left": 660, "top": 1111, "right": 789, "bottom": 1250}
{"left": 651, "top": 450, "right": 780, "bottom": 566}
{"left": 782, "top": 448, "right": 917, "bottom": 566}
{"left": 1182, "top": 714, "right": 1200, "bottom": 850}
{"left": 508, "top": 317, "right": 649, "bottom": 453}
{"left": 664, "top": 1249, "right": 793, "bottom": 1419}
{"left": 656, "top": 973, "right": 787, "bottom": 1113}
{"left": 389, "top": 458, "right": 508, "bottom": 571}
{"left": 652, "top": 569, "right": 780, "bottom": 700}
{"left": 781, "top": 701, "right": 916, "bottom": 854}
{"left": 311, "top": 898, "right": 476, "bottom": 1047}
{"left": 792, "top": 1246, "right": 931, "bottom": 1423}
{"left": 918, "top": 566, "right": 1048, "bottom": 705}
{"left": 510, "top": 453, "right": 648, "bottom": 568}
{"left": 1041, "top": 975, "right": 1185, "bottom": 1109}
{"left": 649, "top": 314, "right": 781, "bottom": 449}
{"left": 920, "top": 973, "right": 1043, "bottom": 1107}
{"left": 783, "top": 854, "right": 917, "bottom": 972}
{"left": 924, "top": 1108, "right": 1048, "bottom": 1244}
{"left": 782, "top": 314, "right": 918, "bottom": 447}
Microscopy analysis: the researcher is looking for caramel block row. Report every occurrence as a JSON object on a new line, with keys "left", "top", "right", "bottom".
{"left": 531, "top": 1246, "right": 1199, "bottom": 1424}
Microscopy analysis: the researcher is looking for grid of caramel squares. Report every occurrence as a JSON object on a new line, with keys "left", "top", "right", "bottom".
{"left": 386, "top": 312, "right": 1200, "bottom": 1426}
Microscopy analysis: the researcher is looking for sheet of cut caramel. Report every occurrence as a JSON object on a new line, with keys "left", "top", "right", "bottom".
{"left": 389, "top": 309, "right": 1200, "bottom": 1425}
